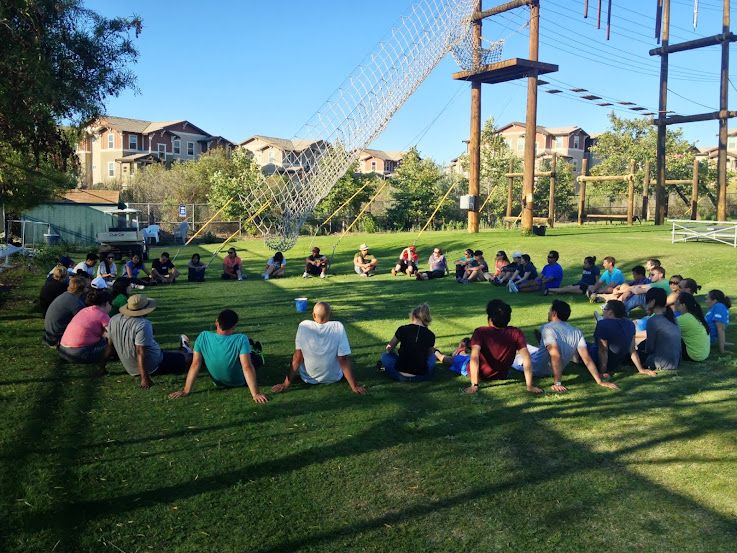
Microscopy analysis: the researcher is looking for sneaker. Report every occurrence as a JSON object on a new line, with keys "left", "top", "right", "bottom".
{"left": 133, "top": 284, "right": 145, "bottom": 290}
{"left": 509, "top": 281, "right": 519, "bottom": 293}
{"left": 319, "top": 272, "right": 326, "bottom": 279}
{"left": 261, "top": 273, "right": 267, "bottom": 278}
{"left": 460, "top": 278, "right": 470, "bottom": 284}
{"left": 360, "top": 273, "right": 368, "bottom": 277}
{"left": 375, "top": 360, "right": 385, "bottom": 372}
{"left": 238, "top": 276, "right": 243, "bottom": 281}
{"left": 391, "top": 268, "right": 397, "bottom": 276}
{"left": 594, "top": 311, "right": 603, "bottom": 322}
{"left": 180, "top": 334, "right": 192, "bottom": 354}
{"left": 542, "top": 287, "right": 549, "bottom": 296}
{"left": 589, "top": 292, "right": 598, "bottom": 304}
{"left": 302, "top": 272, "right": 309, "bottom": 278}
{"left": 263, "top": 274, "right": 269, "bottom": 280}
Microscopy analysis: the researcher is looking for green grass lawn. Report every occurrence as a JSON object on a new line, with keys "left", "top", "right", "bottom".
{"left": 1, "top": 224, "right": 736, "bottom": 553}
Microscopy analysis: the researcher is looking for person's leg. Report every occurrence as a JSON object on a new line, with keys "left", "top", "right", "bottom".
{"left": 265, "top": 264, "right": 276, "bottom": 277}
{"left": 624, "top": 294, "right": 645, "bottom": 315}
{"left": 455, "top": 265, "right": 465, "bottom": 279}
{"left": 681, "top": 340, "right": 694, "bottom": 361}
{"left": 354, "top": 265, "right": 364, "bottom": 275}
{"left": 58, "top": 338, "right": 108, "bottom": 364}
{"left": 154, "top": 350, "right": 193, "bottom": 375}
{"left": 274, "top": 266, "right": 285, "bottom": 277}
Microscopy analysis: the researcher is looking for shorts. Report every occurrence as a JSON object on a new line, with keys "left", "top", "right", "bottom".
{"left": 307, "top": 264, "right": 323, "bottom": 276}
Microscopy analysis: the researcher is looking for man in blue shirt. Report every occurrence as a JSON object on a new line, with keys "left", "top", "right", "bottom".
{"left": 519, "top": 250, "right": 563, "bottom": 294}
{"left": 169, "top": 309, "right": 268, "bottom": 402}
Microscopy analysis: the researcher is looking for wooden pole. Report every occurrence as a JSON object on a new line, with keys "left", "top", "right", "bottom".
{"left": 642, "top": 160, "right": 650, "bottom": 220}
{"left": 627, "top": 159, "right": 636, "bottom": 225}
{"left": 505, "top": 158, "right": 514, "bottom": 229}
{"left": 521, "top": 1, "right": 540, "bottom": 232}
{"left": 548, "top": 153, "right": 556, "bottom": 228}
{"left": 578, "top": 158, "right": 588, "bottom": 225}
{"left": 691, "top": 157, "right": 700, "bottom": 220}
{"left": 655, "top": 0, "right": 670, "bottom": 225}
{"left": 717, "top": 0, "right": 730, "bottom": 221}
{"left": 468, "top": 0, "right": 482, "bottom": 233}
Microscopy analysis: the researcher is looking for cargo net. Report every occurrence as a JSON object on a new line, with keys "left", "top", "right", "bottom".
{"left": 451, "top": 28, "right": 504, "bottom": 71}
{"left": 236, "top": 0, "right": 477, "bottom": 251}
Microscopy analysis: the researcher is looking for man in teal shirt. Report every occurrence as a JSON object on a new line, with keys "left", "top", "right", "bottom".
{"left": 169, "top": 309, "right": 268, "bottom": 403}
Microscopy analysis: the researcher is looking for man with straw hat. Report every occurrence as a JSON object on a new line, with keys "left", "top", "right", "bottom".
{"left": 353, "top": 244, "right": 378, "bottom": 277}
{"left": 99, "top": 294, "right": 192, "bottom": 389}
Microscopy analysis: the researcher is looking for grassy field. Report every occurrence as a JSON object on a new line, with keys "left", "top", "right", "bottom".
{"left": 1, "top": 224, "right": 736, "bottom": 553}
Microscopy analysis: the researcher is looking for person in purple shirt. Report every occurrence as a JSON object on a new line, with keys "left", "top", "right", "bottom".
{"left": 519, "top": 250, "right": 563, "bottom": 294}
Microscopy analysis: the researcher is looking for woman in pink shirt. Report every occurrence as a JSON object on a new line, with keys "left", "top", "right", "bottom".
{"left": 58, "top": 290, "right": 113, "bottom": 364}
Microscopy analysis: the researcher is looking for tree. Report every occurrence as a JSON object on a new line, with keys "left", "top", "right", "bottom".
{"left": 0, "top": 0, "right": 141, "bottom": 211}
{"left": 208, "top": 148, "right": 266, "bottom": 221}
{"left": 312, "top": 163, "right": 379, "bottom": 231}
{"left": 386, "top": 148, "right": 449, "bottom": 230}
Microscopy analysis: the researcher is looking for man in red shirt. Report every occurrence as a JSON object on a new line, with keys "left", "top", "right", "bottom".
{"left": 465, "top": 299, "right": 542, "bottom": 394}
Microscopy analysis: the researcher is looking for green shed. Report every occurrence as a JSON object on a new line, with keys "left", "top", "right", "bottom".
{"left": 23, "top": 190, "right": 122, "bottom": 245}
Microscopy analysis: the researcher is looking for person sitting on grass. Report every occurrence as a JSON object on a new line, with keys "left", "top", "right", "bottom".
{"left": 589, "top": 300, "right": 656, "bottom": 377}
{"left": 303, "top": 247, "right": 328, "bottom": 278}
{"left": 169, "top": 309, "right": 269, "bottom": 403}
{"left": 99, "top": 294, "right": 193, "bottom": 389}
{"left": 381, "top": 303, "right": 441, "bottom": 382}
{"left": 453, "top": 248, "right": 475, "bottom": 279}
{"left": 40, "top": 264, "right": 72, "bottom": 316}
{"left": 221, "top": 248, "right": 244, "bottom": 281}
{"left": 589, "top": 265, "right": 649, "bottom": 303}
{"left": 493, "top": 251, "right": 523, "bottom": 286}
{"left": 635, "top": 288, "right": 681, "bottom": 371}
{"left": 151, "top": 251, "right": 180, "bottom": 284}
{"left": 511, "top": 300, "right": 619, "bottom": 392}
{"left": 586, "top": 256, "right": 625, "bottom": 298}
{"left": 58, "top": 289, "right": 112, "bottom": 364}
{"left": 271, "top": 301, "right": 366, "bottom": 394}
{"left": 439, "top": 337, "right": 472, "bottom": 376}
{"left": 124, "top": 253, "right": 153, "bottom": 286}
{"left": 416, "top": 247, "right": 449, "bottom": 280}
{"left": 73, "top": 253, "right": 99, "bottom": 279}
{"left": 519, "top": 250, "right": 563, "bottom": 294}
{"left": 673, "top": 292, "right": 711, "bottom": 362}
{"left": 97, "top": 253, "right": 117, "bottom": 283}
{"left": 506, "top": 254, "right": 538, "bottom": 293}
{"left": 486, "top": 251, "right": 510, "bottom": 285}
{"left": 460, "top": 299, "right": 542, "bottom": 394}
{"left": 187, "top": 253, "right": 206, "bottom": 282}
{"left": 43, "top": 276, "right": 88, "bottom": 346}
{"left": 353, "top": 244, "right": 378, "bottom": 277}
{"left": 458, "top": 250, "right": 488, "bottom": 283}
{"left": 391, "top": 244, "right": 419, "bottom": 277}
{"left": 546, "top": 255, "right": 600, "bottom": 296}
{"left": 704, "top": 289, "right": 732, "bottom": 354}
{"left": 262, "top": 251, "right": 285, "bottom": 280}
{"left": 618, "top": 266, "right": 671, "bottom": 315}
{"left": 46, "top": 255, "right": 75, "bottom": 281}
{"left": 109, "top": 277, "right": 133, "bottom": 317}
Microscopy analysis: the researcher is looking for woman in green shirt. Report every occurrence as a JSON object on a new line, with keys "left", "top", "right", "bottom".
{"left": 110, "top": 278, "right": 133, "bottom": 317}
{"left": 673, "top": 292, "right": 711, "bottom": 362}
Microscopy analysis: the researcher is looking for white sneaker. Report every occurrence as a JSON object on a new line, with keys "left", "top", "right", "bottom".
{"left": 237, "top": 276, "right": 243, "bottom": 281}
{"left": 263, "top": 274, "right": 269, "bottom": 280}
{"left": 261, "top": 273, "right": 267, "bottom": 278}
{"left": 594, "top": 311, "right": 603, "bottom": 322}
{"left": 319, "top": 273, "right": 325, "bottom": 278}
{"left": 302, "top": 272, "right": 309, "bottom": 278}
{"left": 133, "top": 284, "right": 145, "bottom": 290}
{"left": 509, "top": 281, "right": 519, "bottom": 293}
{"left": 179, "top": 334, "right": 192, "bottom": 354}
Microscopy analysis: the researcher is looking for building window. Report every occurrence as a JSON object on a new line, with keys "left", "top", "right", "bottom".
{"left": 158, "top": 144, "right": 166, "bottom": 158}
{"left": 573, "top": 136, "right": 580, "bottom": 149}
{"left": 572, "top": 159, "right": 578, "bottom": 172}
{"left": 504, "top": 139, "right": 511, "bottom": 150}
{"left": 202, "top": 142, "right": 208, "bottom": 153}
{"left": 555, "top": 136, "right": 563, "bottom": 149}
{"left": 107, "top": 133, "right": 114, "bottom": 149}
{"left": 371, "top": 161, "right": 377, "bottom": 172}
{"left": 517, "top": 138, "right": 525, "bottom": 151}
{"left": 728, "top": 136, "right": 736, "bottom": 150}
{"left": 187, "top": 142, "right": 194, "bottom": 156}
{"left": 268, "top": 150, "right": 275, "bottom": 163}
{"left": 173, "top": 139, "right": 181, "bottom": 155}
{"left": 129, "top": 135, "right": 137, "bottom": 150}
{"left": 108, "top": 162, "right": 114, "bottom": 177}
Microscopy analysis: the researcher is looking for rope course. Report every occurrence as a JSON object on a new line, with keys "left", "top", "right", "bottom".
{"left": 234, "top": 0, "right": 477, "bottom": 251}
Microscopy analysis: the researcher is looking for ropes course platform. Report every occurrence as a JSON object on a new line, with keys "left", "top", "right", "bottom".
{"left": 452, "top": 58, "right": 558, "bottom": 85}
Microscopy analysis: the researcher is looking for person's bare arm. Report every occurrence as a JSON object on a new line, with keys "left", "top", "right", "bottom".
{"left": 547, "top": 343, "right": 567, "bottom": 392}
{"left": 385, "top": 336, "right": 399, "bottom": 354}
{"left": 629, "top": 336, "right": 656, "bottom": 376}
{"left": 596, "top": 338, "right": 609, "bottom": 377}
{"left": 97, "top": 338, "right": 115, "bottom": 376}
{"left": 715, "top": 321, "right": 732, "bottom": 354}
{"left": 464, "top": 345, "right": 481, "bottom": 394}
{"left": 338, "top": 355, "right": 366, "bottom": 394}
{"left": 239, "top": 353, "right": 268, "bottom": 403}
{"left": 169, "top": 352, "right": 203, "bottom": 398}
{"left": 137, "top": 345, "right": 153, "bottom": 389}
{"left": 577, "top": 346, "right": 619, "bottom": 390}
{"left": 520, "top": 347, "right": 542, "bottom": 393}
{"left": 272, "top": 350, "right": 302, "bottom": 392}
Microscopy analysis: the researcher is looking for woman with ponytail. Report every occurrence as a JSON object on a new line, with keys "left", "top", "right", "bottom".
{"left": 705, "top": 290, "right": 732, "bottom": 354}
{"left": 673, "top": 292, "right": 710, "bottom": 362}
{"left": 637, "top": 287, "right": 681, "bottom": 371}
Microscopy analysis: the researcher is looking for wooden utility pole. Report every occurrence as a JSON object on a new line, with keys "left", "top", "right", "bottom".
{"left": 548, "top": 152, "right": 557, "bottom": 228}
{"left": 642, "top": 160, "right": 650, "bottom": 220}
{"left": 521, "top": 1, "right": 540, "bottom": 232}
{"left": 691, "top": 158, "right": 700, "bottom": 220}
{"left": 578, "top": 158, "right": 588, "bottom": 225}
{"left": 650, "top": 0, "right": 736, "bottom": 224}
{"left": 468, "top": 0, "right": 482, "bottom": 233}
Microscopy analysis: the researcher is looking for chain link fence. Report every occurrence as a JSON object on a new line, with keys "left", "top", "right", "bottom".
{"left": 127, "top": 203, "right": 242, "bottom": 242}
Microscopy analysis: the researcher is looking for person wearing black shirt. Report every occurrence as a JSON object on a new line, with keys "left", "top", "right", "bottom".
{"left": 380, "top": 303, "right": 440, "bottom": 382}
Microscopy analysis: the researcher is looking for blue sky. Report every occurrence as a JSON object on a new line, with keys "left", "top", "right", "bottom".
{"left": 87, "top": 0, "right": 736, "bottom": 164}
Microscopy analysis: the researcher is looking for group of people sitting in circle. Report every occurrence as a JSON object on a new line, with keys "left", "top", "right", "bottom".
{"left": 38, "top": 243, "right": 731, "bottom": 401}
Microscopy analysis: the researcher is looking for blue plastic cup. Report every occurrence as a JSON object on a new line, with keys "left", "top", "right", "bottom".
{"left": 295, "top": 298, "right": 308, "bottom": 312}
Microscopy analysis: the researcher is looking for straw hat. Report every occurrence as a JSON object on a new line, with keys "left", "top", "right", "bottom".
{"left": 119, "top": 294, "right": 158, "bottom": 317}
{"left": 359, "top": 243, "right": 369, "bottom": 250}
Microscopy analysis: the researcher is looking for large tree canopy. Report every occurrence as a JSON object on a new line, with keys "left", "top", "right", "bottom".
{"left": 0, "top": 0, "right": 141, "bottom": 211}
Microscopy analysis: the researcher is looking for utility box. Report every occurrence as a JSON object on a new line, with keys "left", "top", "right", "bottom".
{"left": 460, "top": 195, "right": 478, "bottom": 211}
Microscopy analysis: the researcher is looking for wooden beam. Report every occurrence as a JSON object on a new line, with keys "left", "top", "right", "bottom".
{"left": 649, "top": 32, "right": 737, "bottom": 56}
{"left": 578, "top": 174, "right": 634, "bottom": 182}
{"left": 717, "top": 0, "right": 730, "bottom": 222}
{"left": 521, "top": 1, "right": 540, "bottom": 232}
{"left": 473, "top": 0, "right": 536, "bottom": 20}
{"left": 468, "top": 0, "right": 482, "bottom": 234}
{"left": 650, "top": 110, "right": 737, "bottom": 125}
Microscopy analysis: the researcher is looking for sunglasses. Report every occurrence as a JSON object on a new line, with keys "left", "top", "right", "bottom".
{"left": 602, "top": 306, "right": 611, "bottom": 312}
{"left": 547, "top": 256, "right": 556, "bottom": 259}
{"left": 669, "top": 280, "right": 680, "bottom": 285}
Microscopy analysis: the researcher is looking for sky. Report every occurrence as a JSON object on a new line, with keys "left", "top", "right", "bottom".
{"left": 86, "top": 0, "right": 736, "bottom": 164}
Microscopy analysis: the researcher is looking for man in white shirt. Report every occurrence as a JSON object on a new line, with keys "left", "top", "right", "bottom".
{"left": 272, "top": 301, "right": 366, "bottom": 394}
{"left": 74, "top": 253, "right": 99, "bottom": 278}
